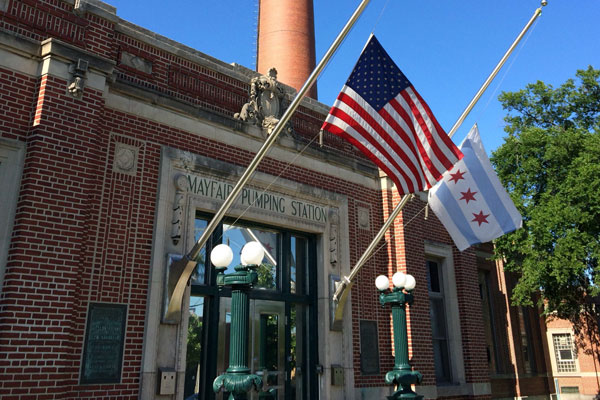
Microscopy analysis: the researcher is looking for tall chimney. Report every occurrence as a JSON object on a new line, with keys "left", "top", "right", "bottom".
{"left": 257, "top": 0, "right": 317, "bottom": 99}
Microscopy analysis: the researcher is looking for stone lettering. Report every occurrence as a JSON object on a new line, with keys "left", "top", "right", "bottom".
{"left": 185, "top": 174, "right": 326, "bottom": 224}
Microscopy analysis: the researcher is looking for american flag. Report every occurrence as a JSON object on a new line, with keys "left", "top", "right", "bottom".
{"left": 321, "top": 35, "right": 463, "bottom": 194}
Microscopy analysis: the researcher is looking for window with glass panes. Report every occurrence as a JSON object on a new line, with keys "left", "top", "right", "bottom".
{"left": 427, "top": 259, "right": 452, "bottom": 384}
{"left": 552, "top": 333, "right": 577, "bottom": 373}
{"left": 184, "top": 212, "right": 318, "bottom": 400}
{"left": 478, "top": 270, "right": 500, "bottom": 374}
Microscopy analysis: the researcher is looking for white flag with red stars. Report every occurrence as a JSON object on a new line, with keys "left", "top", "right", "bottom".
{"left": 428, "top": 125, "right": 522, "bottom": 251}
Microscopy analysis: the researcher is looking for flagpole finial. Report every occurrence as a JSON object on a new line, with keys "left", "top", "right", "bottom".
{"left": 541, "top": 0, "right": 547, "bottom": 6}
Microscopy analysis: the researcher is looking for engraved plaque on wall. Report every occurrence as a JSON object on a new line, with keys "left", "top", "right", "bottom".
{"left": 80, "top": 303, "right": 127, "bottom": 384}
{"left": 359, "top": 320, "right": 380, "bottom": 375}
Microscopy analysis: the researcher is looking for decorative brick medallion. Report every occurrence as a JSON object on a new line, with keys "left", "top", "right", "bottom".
{"left": 113, "top": 142, "right": 138, "bottom": 176}
{"left": 357, "top": 206, "right": 370, "bottom": 230}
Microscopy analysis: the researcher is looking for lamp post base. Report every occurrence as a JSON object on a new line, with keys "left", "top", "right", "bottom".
{"left": 385, "top": 369, "right": 423, "bottom": 400}
{"left": 387, "top": 388, "right": 424, "bottom": 400}
{"left": 213, "top": 372, "right": 263, "bottom": 400}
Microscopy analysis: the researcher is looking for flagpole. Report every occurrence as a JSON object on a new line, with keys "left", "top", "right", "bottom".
{"left": 332, "top": 1, "right": 547, "bottom": 316}
{"left": 448, "top": 1, "right": 546, "bottom": 138}
{"left": 164, "top": 0, "right": 372, "bottom": 323}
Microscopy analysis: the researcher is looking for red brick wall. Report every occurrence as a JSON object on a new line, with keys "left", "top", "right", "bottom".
{"left": 0, "top": 0, "right": 88, "bottom": 47}
{"left": 1, "top": 1, "right": 552, "bottom": 400}
{"left": 366, "top": 189, "right": 492, "bottom": 397}
{"left": 547, "top": 314, "right": 600, "bottom": 396}
{"left": 0, "top": 67, "right": 37, "bottom": 141}
{"left": 1, "top": 69, "right": 112, "bottom": 397}
{"left": 0, "top": 2, "right": 384, "bottom": 399}
{"left": 0, "top": 80, "right": 382, "bottom": 399}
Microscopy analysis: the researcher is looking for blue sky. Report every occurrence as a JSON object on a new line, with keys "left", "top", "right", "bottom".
{"left": 107, "top": 0, "right": 599, "bottom": 153}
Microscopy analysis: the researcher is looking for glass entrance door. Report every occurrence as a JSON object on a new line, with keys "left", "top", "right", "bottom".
{"left": 186, "top": 214, "right": 318, "bottom": 400}
{"left": 217, "top": 298, "right": 286, "bottom": 400}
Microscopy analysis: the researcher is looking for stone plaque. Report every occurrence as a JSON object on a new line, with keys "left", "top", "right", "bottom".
{"left": 80, "top": 303, "right": 127, "bottom": 384}
{"left": 359, "top": 320, "right": 380, "bottom": 375}
{"left": 112, "top": 142, "right": 138, "bottom": 176}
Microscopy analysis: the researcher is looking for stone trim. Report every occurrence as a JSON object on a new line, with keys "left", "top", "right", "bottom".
{"left": 424, "top": 241, "right": 467, "bottom": 386}
{"left": 40, "top": 37, "right": 115, "bottom": 75}
{"left": 72, "top": 0, "right": 118, "bottom": 23}
{"left": 0, "top": 28, "right": 40, "bottom": 58}
{"left": 105, "top": 90, "right": 380, "bottom": 189}
{"left": 113, "top": 22, "right": 330, "bottom": 117}
{"left": 0, "top": 138, "right": 26, "bottom": 292}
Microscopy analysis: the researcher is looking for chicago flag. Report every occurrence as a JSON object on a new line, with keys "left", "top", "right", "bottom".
{"left": 428, "top": 125, "right": 522, "bottom": 251}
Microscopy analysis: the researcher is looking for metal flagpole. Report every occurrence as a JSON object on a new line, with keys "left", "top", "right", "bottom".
{"left": 164, "top": 0, "right": 373, "bottom": 323}
{"left": 331, "top": 1, "right": 547, "bottom": 325}
{"left": 447, "top": 1, "right": 547, "bottom": 139}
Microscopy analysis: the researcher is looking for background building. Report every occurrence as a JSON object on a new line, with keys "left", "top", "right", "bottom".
{"left": 0, "top": 1, "right": 597, "bottom": 399}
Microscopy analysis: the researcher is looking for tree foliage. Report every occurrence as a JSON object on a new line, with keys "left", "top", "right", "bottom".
{"left": 186, "top": 312, "right": 203, "bottom": 368}
{"left": 491, "top": 67, "right": 600, "bottom": 338}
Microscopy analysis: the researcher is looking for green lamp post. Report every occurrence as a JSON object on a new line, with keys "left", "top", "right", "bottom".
{"left": 212, "top": 242, "right": 264, "bottom": 400}
{"left": 376, "top": 272, "right": 423, "bottom": 400}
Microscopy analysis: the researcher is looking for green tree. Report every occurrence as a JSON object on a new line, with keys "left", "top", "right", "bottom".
{"left": 256, "top": 262, "right": 276, "bottom": 290}
{"left": 184, "top": 311, "right": 203, "bottom": 398}
{"left": 491, "top": 67, "right": 600, "bottom": 345}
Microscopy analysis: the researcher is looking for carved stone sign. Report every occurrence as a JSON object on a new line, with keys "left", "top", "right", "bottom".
{"left": 359, "top": 320, "right": 380, "bottom": 375}
{"left": 185, "top": 173, "right": 328, "bottom": 224}
{"left": 120, "top": 50, "right": 153, "bottom": 75}
{"left": 80, "top": 303, "right": 127, "bottom": 384}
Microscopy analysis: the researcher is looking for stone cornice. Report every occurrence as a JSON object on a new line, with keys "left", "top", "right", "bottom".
{"left": 0, "top": 28, "right": 41, "bottom": 59}
{"left": 41, "top": 37, "right": 115, "bottom": 75}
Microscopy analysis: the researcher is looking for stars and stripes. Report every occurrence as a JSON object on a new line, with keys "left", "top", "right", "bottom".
{"left": 321, "top": 35, "right": 463, "bottom": 195}
{"left": 428, "top": 125, "right": 522, "bottom": 251}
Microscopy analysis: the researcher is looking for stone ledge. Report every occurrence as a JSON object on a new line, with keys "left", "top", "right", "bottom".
{"left": 114, "top": 21, "right": 331, "bottom": 117}
{"left": 0, "top": 28, "right": 41, "bottom": 58}
{"left": 63, "top": 0, "right": 118, "bottom": 23}
{"left": 110, "top": 78, "right": 379, "bottom": 181}
{"left": 41, "top": 37, "right": 115, "bottom": 75}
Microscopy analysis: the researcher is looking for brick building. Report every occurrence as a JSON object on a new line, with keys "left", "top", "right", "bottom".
{"left": 0, "top": 1, "right": 597, "bottom": 399}
{"left": 544, "top": 305, "right": 600, "bottom": 399}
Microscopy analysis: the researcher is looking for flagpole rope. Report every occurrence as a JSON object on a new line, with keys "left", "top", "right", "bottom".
{"left": 371, "top": 0, "right": 391, "bottom": 34}
{"left": 357, "top": 202, "right": 429, "bottom": 268}
{"left": 210, "top": 130, "right": 323, "bottom": 245}
{"left": 474, "top": 17, "right": 540, "bottom": 127}
{"left": 448, "top": 3, "right": 546, "bottom": 139}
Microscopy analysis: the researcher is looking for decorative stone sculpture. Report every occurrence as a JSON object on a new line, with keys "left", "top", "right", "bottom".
{"left": 358, "top": 206, "right": 370, "bottom": 230}
{"left": 68, "top": 59, "right": 88, "bottom": 98}
{"left": 171, "top": 174, "right": 189, "bottom": 246}
{"left": 235, "top": 68, "right": 291, "bottom": 136}
{"left": 329, "top": 210, "right": 339, "bottom": 265}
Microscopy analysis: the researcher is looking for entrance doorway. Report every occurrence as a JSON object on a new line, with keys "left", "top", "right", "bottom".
{"left": 217, "top": 299, "right": 285, "bottom": 400}
{"left": 184, "top": 215, "right": 317, "bottom": 400}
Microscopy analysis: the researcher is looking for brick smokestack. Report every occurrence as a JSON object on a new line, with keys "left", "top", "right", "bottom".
{"left": 257, "top": 0, "right": 317, "bottom": 99}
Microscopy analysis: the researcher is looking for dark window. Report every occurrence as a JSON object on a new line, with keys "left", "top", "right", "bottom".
{"left": 517, "top": 307, "right": 538, "bottom": 373}
{"left": 478, "top": 270, "right": 501, "bottom": 374}
{"left": 427, "top": 260, "right": 452, "bottom": 384}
